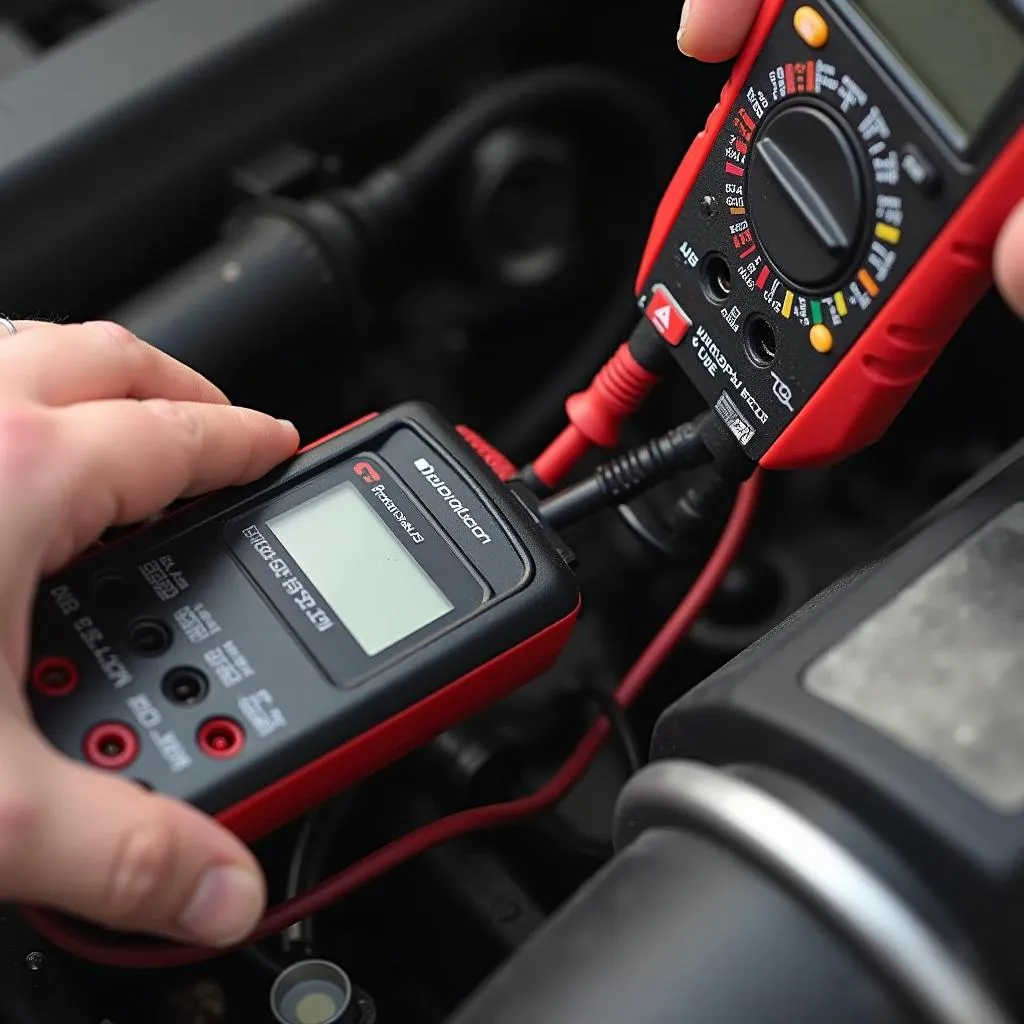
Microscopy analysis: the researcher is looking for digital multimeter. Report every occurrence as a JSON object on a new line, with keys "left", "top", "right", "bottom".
{"left": 27, "top": 404, "right": 579, "bottom": 842}
{"left": 638, "top": 0, "right": 1024, "bottom": 470}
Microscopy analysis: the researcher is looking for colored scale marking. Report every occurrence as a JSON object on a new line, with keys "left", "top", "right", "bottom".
{"left": 834, "top": 291, "right": 848, "bottom": 317}
{"left": 810, "top": 300, "right": 823, "bottom": 325}
{"left": 782, "top": 290, "right": 795, "bottom": 319}
{"left": 756, "top": 265, "right": 771, "bottom": 289}
{"left": 875, "top": 222, "right": 902, "bottom": 245}
{"left": 783, "top": 60, "right": 817, "bottom": 95}
{"left": 858, "top": 269, "right": 880, "bottom": 297}
{"left": 726, "top": 162, "right": 745, "bottom": 177}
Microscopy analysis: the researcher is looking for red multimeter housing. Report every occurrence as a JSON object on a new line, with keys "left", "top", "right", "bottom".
{"left": 638, "top": 0, "right": 1024, "bottom": 470}
{"left": 27, "top": 403, "right": 579, "bottom": 843}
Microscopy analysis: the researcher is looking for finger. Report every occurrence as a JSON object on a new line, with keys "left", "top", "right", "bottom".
{"left": 0, "top": 321, "right": 230, "bottom": 407}
{"left": 994, "top": 198, "right": 1024, "bottom": 319}
{"left": 0, "top": 728, "right": 265, "bottom": 945}
{"left": 0, "top": 400, "right": 298, "bottom": 578}
{"left": 678, "top": 0, "right": 762, "bottom": 62}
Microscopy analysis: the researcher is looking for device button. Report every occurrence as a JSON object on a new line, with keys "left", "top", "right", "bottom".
{"left": 900, "top": 144, "right": 940, "bottom": 195}
{"left": 645, "top": 284, "right": 691, "bottom": 346}
{"left": 809, "top": 324, "right": 834, "bottom": 354}
{"left": 32, "top": 656, "right": 79, "bottom": 697}
{"left": 793, "top": 6, "right": 829, "bottom": 49}
{"left": 91, "top": 571, "right": 133, "bottom": 609}
{"left": 748, "top": 103, "right": 865, "bottom": 291}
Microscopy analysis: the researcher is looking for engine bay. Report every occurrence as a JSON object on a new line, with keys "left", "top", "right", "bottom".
{"left": 1, "top": 1, "right": 1023, "bottom": 1022}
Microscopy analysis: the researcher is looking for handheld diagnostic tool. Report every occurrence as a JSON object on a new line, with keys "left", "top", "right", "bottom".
{"left": 638, "top": 0, "right": 1024, "bottom": 471}
{"left": 27, "top": 404, "right": 579, "bottom": 842}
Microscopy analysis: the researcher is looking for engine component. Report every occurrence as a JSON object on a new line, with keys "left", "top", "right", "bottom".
{"left": 0, "top": 0, "right": 522, "bottom": 318}
{"left": 445, "top": 436, "right": 1024, "bottom": 1024}
{"left": 269, "top": 959, "right": 373, "bottom": 1024}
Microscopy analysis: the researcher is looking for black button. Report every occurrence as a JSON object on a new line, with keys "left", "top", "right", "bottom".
{"left": 128, "top": 618, "right": 173, "bottom": 656}
{"left": 91, "top": 571, "right": 133, "bottom": 609}
{"left": 900, "top": 144, "right": 940, "bottom": 195}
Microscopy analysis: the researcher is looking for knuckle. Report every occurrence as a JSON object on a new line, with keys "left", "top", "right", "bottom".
{"left": 103, "top": 814, "right": 177, "bottom": 920}
{"left": 144, "top": 398, "right": 201, "bottom": 439}
{"left": 85, "top": 320, "right": 139, "bottom": 351}
{"left": 0, "top": 405, "right": 56, "bottom": 480}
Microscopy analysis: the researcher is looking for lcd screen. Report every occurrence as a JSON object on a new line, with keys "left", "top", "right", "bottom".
{"left": 267, "top": 481, "right": 453, "bottom": 656}
{"left": 851, "top": 0, "right": 1024, "bottom": 142}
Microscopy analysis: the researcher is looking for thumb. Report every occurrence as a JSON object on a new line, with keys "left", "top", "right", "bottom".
{"left": 994, "top": 197, "right": 1024, "bottom": 319}
{"left": 1, "top": 730, "right": 265, "bottom": 946}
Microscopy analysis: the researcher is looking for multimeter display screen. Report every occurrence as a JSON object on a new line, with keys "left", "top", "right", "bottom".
{"left": 852, "top": 0, "right": 1024, "bottom": 142}
{"left": 267, "top": 481, "right": 454, "bottom": 656}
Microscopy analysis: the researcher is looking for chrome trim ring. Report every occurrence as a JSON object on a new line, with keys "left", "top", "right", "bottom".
{"left": 615, "top": 761, "right": 1013, "bottom": 1024}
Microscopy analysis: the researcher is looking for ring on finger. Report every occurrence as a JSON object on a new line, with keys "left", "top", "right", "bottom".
{"left": 0, "top": 317, "right": 16, "bottom": 336}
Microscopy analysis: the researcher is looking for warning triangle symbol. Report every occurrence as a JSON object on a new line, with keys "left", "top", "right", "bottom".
{"left": 654, "top": 306, "right": 672, "bottom": 332}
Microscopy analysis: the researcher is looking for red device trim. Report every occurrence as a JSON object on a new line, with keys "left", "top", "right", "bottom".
{"left": 764, "top": 127, "right": 1024, "bottom": 470}
{"left": 635, "top": 0, "right": 787, "bottom": 292}
{"left": 297, "top": 412, "right": 378, "bottom": 454}
{"left": 217, "top": 600, "right": 581, "bottom": 842}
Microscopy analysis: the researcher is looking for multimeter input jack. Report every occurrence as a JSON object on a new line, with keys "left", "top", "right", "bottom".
{"left": 743, "top": 315, "right": 777, "bottom": 368}
{"left": 161, "top": 667, "right": 210, "bottom": 707}
{"left": 197, "top": 718, "right": 246, "bottom": 759}
{"left": 83, "top": 722, "right": 140, "bottom": 770}
{"left": 128, "top": 618, "right": 173, "bottom": 657}
{"left": 700, "top": 252, "right": 732, "bottom": 304}
{"left": 31, "top": 656, "right": 79, "bottom": 698}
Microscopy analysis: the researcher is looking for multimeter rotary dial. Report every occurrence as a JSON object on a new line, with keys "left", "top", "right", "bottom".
{"left": 715, "top": 56, "right": 909, "bottom": 330}
{"left": 747, "top": 100, "right": 867, "bottom": 291}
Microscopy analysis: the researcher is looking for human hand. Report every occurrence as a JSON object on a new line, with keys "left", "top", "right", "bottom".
{"left": 0, "top": 320, "right": 299, "bottom": 946}
{"left": 675, "top": 0, "right": 1024, "bottom": 317}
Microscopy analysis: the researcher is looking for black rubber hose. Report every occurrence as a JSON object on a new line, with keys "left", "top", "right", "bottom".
{"left": 337, "top": 65, "right": 678, "bottom": 246}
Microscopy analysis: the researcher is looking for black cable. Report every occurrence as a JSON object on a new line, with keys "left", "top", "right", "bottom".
{"left": 281, "top": 792, "right": 356, "bottom": 954}
{"left": 539, "top": 416, "right": 713, "bottom": 528}
{"left": 240, "top": 943, "right": 286, "bottom": 978}
{"left": 576, "top": 685, "right": 643, "bottom": 775}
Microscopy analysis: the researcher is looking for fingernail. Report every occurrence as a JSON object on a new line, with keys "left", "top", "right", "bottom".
{"left": 277, "top": 418, "right": 296, "bottom": 431}
{"left": 677, "top": 0, "right": 691, "bottom": 53}
{"left": 178, "top": 866, "right": 264, "bottom": 947}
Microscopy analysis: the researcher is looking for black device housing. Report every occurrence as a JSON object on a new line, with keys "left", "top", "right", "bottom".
{"left": 652, "top": 435, "right": 1024, "bottom": 1007}
{"left": 27, "top": 404, "right": 578, "bottom": 830}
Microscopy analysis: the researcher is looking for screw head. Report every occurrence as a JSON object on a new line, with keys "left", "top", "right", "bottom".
{"left": 24, "top": 951, "right": 45, "bottom": 971}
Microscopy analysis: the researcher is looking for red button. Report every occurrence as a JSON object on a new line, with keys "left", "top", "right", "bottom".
{"left": 645, "top": 284, "right": 692, "bottom": 346}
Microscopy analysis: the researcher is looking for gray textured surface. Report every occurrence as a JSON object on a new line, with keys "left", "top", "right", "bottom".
{"left": 805, "top": 503, "right": 1024, "bottom": 813}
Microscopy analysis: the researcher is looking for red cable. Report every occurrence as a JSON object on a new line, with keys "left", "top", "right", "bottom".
{"left": 22, "top": 471, "right": 762, "bottom": 968}
{"left": 531, "top": 342, "right": 660, "bottom": 489}
{"left": 531, "top": 424, "right": 591, "bottom": 487}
